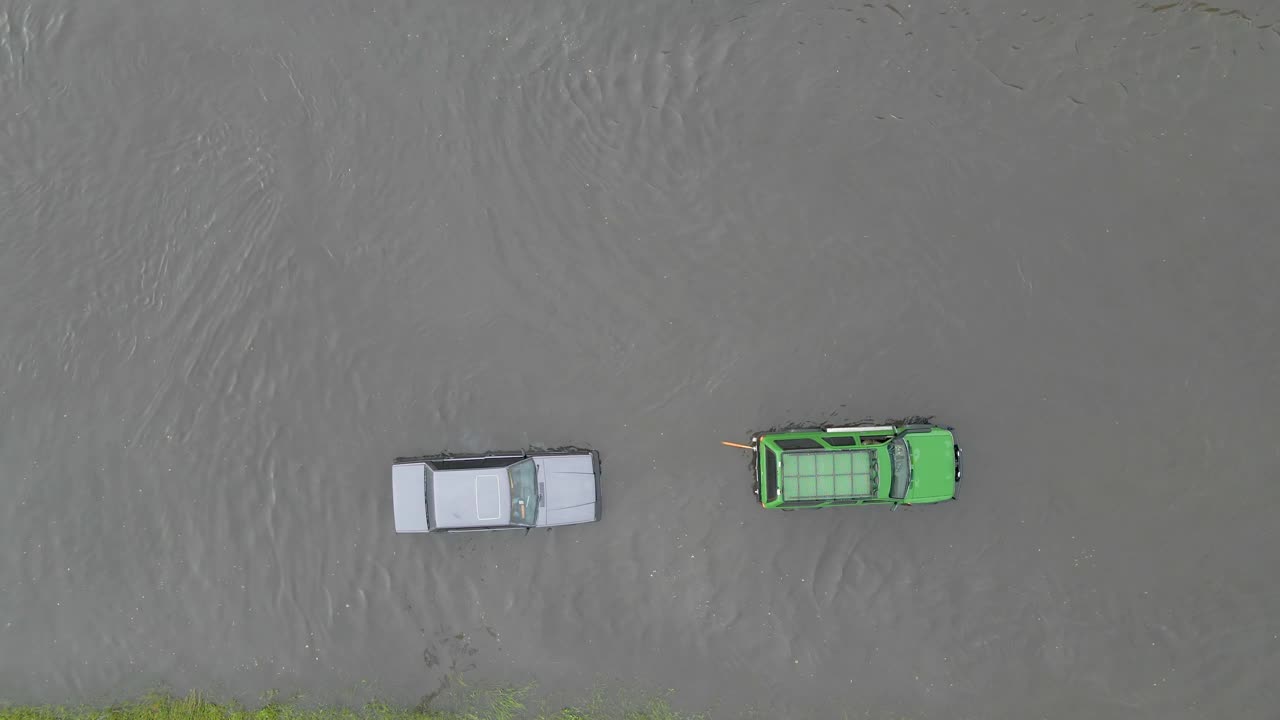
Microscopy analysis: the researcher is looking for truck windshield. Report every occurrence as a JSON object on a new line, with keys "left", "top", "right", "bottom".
{"left": 889, "top": 438, "right": 911, "bottom": 500}
{"left": 508, "top": 459, "right": 538, "bottom": 526}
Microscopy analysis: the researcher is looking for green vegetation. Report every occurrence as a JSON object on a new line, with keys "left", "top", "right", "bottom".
{"left": 0, "top": 689, "right": 702, "bottom": 720}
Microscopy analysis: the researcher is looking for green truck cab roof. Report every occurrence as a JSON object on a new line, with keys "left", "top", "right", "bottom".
{"left": 753, "top": 425, "right": 959, "bottom": 509}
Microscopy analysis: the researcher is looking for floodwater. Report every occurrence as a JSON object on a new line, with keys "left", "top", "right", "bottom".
{"left": 2, "top": 0, "right": 1279, "bottom": 717}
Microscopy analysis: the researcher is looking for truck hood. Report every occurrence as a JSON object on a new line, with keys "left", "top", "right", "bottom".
{"left": 904, "top": 431, "right": 957, "bottom": 502}
{"left": 534, "top": 454, "right": 599, "bottom": 526}
{"left": 392, "top": 462, "right": 431, "bottom": 533}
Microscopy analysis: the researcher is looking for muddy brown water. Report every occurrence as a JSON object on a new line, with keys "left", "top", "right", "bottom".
{"left": 2, "top": 1, "right": 1279, "bottom": 718}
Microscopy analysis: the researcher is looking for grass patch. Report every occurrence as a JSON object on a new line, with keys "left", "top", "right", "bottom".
{"left": 0, "top": 689, "right": 703, "bottom": 720}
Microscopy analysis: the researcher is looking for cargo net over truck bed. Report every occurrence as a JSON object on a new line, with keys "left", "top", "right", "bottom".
{"left": 781, "top": 450, "right": 878, "bottom": 501}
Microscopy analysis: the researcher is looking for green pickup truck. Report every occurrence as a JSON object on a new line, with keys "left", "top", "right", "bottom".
{"left": 735, "top": 424, "right": 961, "bottom": 509}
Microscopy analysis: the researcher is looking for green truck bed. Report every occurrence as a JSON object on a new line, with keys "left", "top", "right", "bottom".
{"left": 780, "top": 449, "right": 877, "bottom": 500}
